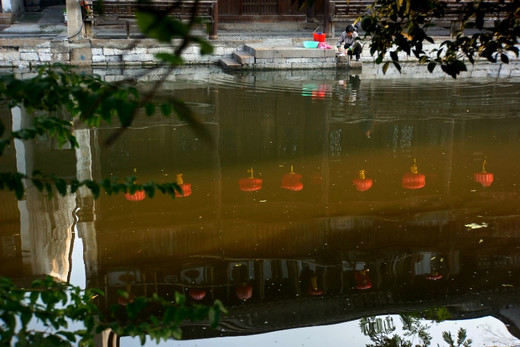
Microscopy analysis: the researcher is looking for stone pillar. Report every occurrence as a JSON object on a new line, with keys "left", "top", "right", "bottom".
{"left": 74, "top": 129, "right": 99, "bottom": 281}
{"left": 66, "top": 0, "right": 85, "bottom": 40}
{"left": 13, "top": 106, "right": 75, "bottom": 282}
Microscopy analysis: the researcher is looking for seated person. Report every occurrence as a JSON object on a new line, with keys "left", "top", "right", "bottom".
{"left": 336, "top": 24, "right": 362, "bottom": 61}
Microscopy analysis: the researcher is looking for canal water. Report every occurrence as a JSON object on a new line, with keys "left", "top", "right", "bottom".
{"left": 1, "top": 69, "right": 520, "bottom": 346}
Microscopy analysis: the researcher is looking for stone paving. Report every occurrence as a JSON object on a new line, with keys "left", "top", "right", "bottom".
{"left": 0, "top": 5, "right": 66, "bottom": 36}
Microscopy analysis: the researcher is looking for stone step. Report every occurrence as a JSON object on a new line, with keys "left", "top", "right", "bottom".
{"left": 219, "top": 57, "right": 242, "bottom": 70}
{"left": 244, "top": 43, "right": 337, "bottom": 59}
{"left": 232, "top": 50, "right": 255, "bottom": 65}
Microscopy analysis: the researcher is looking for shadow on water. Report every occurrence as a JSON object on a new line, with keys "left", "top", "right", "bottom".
{"left": 1, "top": 69, "right": 520, "bottom": 345}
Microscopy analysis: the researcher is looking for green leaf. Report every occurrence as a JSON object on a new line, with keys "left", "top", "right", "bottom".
{"left": 135, "top": 11, "right": 157, "bottom": 35}
{"left": 191, "top": 37, "right": 214, "bottom": 55}
{"left": 382, "top": 61, "right": 390, "bottom": 74}
{"left": 32, "top": 178, "right": 44, "bottom": 192}
{"left": 30, "top": 290, "right": 39, "bottom": 304}
{"left": 143, "top": 183, "right": 155, "bottom": 198}
{"left": 116, "top": 101, "right": 137, "bottom": 127}
{"left": 14, "top": 176, "right": 25, "bottom": 200}
{"left": 144, "top": 102, "right": 155, "bottom": 116}
{"left": 20, "top": 309, "right": 32, "bottom": 327}
{"left": 170, "top": 326, "right": 182, "bottom": 340}
{"left": 55, "top": 178, "right": 67, "bottom": 196}
{"left": 160, "top": 102, "right": 173, "bottom": 116}
{"left": 57, "top": 331, "right": 77, "bottom": 343}
{"left": 390, "top": 50, "right": 398, "bottom": 62}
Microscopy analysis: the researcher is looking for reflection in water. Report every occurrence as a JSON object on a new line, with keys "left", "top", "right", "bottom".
{"left": 1, "top": 73, "right": 520, "bottom": 344}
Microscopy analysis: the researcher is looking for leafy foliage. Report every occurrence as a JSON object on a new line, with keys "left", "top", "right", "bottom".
{"left": 0, "top": 0, "right": 215, "bottom": 201}
{"left": 0, "top": 276, "right": 226, "bottom": 346}
{"left": 360, "top": 0, "right": 519, "bottom": 78}
{"left": 293, "top": 0, "right": 519, "bottom": 78}
{"left": 0, "top": 63, "right": 210, "bottom": 200}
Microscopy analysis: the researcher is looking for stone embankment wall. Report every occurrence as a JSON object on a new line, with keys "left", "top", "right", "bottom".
{"left": 0, "top": 36, "right": 519, "bottom": 79}
{"left": 0, "top": 37, "right": 236, "bottom": 69}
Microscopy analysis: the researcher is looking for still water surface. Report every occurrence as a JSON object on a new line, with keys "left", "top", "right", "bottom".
{"left": 1, "top": 70, "right": 520, "bottom": 346}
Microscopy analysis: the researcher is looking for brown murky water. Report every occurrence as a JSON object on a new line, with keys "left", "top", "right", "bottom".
{"left": 1, "top": 71, "right": 520, "bottom": 344}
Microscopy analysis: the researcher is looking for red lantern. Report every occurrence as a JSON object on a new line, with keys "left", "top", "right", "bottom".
{"left": 281, "top": 165, "right": 303, "bottom": 191}
{"left": 308, "top": 274, "right": 323, "bottom": 296}
{"left": 239, "top": 168, "right": 263, "bottom": 192}
{"left": 174, "top": 173, "right": 192, "bottom": 197}
{"left": 117, "top": 294, "right": 134, "bottom": 306}
{"left": 236, "top": 283, "right": 253, "bottom": 301}
{"left": 125, "top": 190, "right": 145, "bottom": 201}
{"left": 353, "top": 169, "right": 373, "bottom": 192}
{"left": 188, "top": 288, "right": 206, "bottom": 301}
{"left": 474, "top": 160, "right": 493, "bottom": 187}
{"left": 355, "top": 269, "right": 372, "bottom": 290}
{"left": 125, "top": 168, "right": 145, "bottom": 201}
{"left": 425, "top": 272, "right": 443, "bottom": 281}
{"left": 402, "top": 158, "right": 425, "bottom": 189}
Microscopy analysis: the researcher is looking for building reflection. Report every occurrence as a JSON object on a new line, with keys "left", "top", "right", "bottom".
{"left": 90, "top": 213, "right": 520, "bottom": 339}
{"left": 1, "top": 76, "right": 520, "bottom": 343}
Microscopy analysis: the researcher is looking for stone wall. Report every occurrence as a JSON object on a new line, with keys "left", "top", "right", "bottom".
{"left": 0, "top": 37, "right": 238, "bottom": 69}
{"left": 0, "top": 36, "right": 518, "bottom": 79}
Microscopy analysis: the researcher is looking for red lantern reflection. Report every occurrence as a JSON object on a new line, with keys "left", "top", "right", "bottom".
{"left": 236, "top": 283, "right": 253, "bottom": 301}
{"left": 281, "top": 165, "right": 303, "bottom": 191}
{"left": 239, "top": 168, "right": 263, "bottom": 192}
{"left": 355, "top": 269, "right": 372, "bottom": 290}
{"left": 125, "top": 168, "right": 145, "bottom": 201}
{"left": 474, "top": 160, "right": 493, "bottom": 187}
{"left": 353, "top": 169, "right": 373, "bottom": 192}
{"left": 402, "top": 158, "right": 425, "bottom": 189}
{"left": 312, "top": 84, "right": 329, "bottom": 100}
{"left": 125, "top": 190, "right": 145, "bottom": 201}
{"left": 174, "top": 173, "right": 192, "bottom": 197}
{"left": 117, "top": 285, "right": 135, "bottom": 306}
{"left": 188, "top": 288, "right": 206, "bottom": 301}
{"left": 117, "top": 294, "right": 135, "bottom": 306}
{"left": 307, "top": 274, "right": 324, "bottom": 296}
{"left": 425, "top": 272, "right": 443, "bottom": 281}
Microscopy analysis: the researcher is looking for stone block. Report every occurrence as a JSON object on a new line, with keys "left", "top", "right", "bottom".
{"left": 39, "top": 53, "right": 53, "bottom": 62}
{"left": 103, "top": 48, "right": 125, "bottom": 56}
{"left": 233, "top": 50, "right": 255, "bottom": 65}
{"left": 0, "top": 48, "right": 20, "bottom": 62}
{"left": 128, "top": 47, "right": 148, "bottom": 55}
{"left": 52, "top": 53, "right": 70, "bottom": 62}
{"left": 70, "top": 47, "right": 92, "bottom": 66}
{"left": 36, "top": 41, "right": 52, "bottom": 49}
{"left": 92, "top": 48, "right": 103, "bottom": 56}
{"left": 36, "top": 47, "right": 51, "bottom": 53}
{"left": 20, "top": 52, "right": 39, "bottom": 61}
{"left": 92, "top": 55, "right": 106, "bottom": 63}
{"left": 122, "top": 54, "right": 142, "bottom": 62}
{"left": 105, "top": 55, "right": 123, "bottom": 62}
{"left": 148, "top": 47, "right": 174, "bottom": 54}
